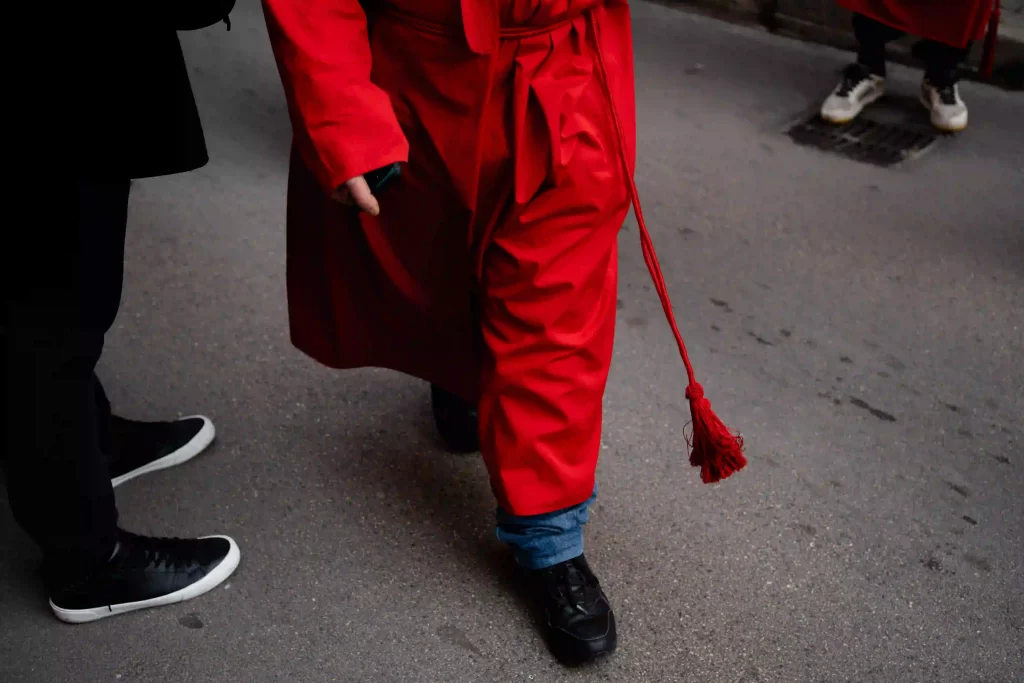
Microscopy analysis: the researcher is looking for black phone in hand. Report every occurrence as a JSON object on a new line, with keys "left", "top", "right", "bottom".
{"left": 364, "top": 162, "right": 402, "bottom": 195}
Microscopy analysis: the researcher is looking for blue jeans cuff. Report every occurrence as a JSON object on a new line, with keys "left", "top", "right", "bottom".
{"left": 509, "top": 541, "right": 585, "bottom": 571}
{"left": 495, "top": 485, "right": 597, "bottom": 570}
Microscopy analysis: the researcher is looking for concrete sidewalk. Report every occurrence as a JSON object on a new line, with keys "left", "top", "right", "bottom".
{"left": 2, "top": 3, "right": 1021, "bottom": 683}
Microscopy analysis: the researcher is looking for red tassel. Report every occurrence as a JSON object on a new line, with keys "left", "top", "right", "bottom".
{"left": 685, "top": 384, "right": 747, "bottom": 483}
{"left": 981, "top": 0, "right": 1000, "bottom": 80}
{"left": 624, "top": 152, "right": 748, "bottom": 484}
{"left": 631, "top": 184, "right": 747, "bottom": 484}
{"left": 591, "top": 15, "right": 746, "bottom": 484}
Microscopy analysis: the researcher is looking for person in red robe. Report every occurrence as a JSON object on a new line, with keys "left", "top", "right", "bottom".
{"left": 262, "top": 0, "right": 745, "bottom": 664}
{"left": 821, "top": 1, "right": 999, "bottom": 131}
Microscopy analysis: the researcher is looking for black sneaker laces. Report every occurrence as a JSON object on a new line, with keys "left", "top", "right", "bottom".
{"left": 118, "top": 532, "right": 199, "bottom": 572}
{"left": 546, "top": 561, "right": 594, "bottom": 610}
{"left": 837, "top": 64, "right": 872, "bottom": 97}
{"left": 936, "top": 85, "right": 958, "bottom": 106}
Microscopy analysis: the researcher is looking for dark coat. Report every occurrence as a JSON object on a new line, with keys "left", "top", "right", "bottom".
{"left": 77, "top": 2, "right": 236, "bottom": 180}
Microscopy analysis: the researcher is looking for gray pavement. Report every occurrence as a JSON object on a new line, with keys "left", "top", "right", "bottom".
{"left": 2, "top": 2, "right": 1022, "bottom": 682}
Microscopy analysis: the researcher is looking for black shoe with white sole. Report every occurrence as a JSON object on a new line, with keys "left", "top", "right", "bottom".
{"left": 108, "top": 415, "right": 216, "bottom": 487}
{"left": 532, "top": 554, "right": 617, "bottom": 666}
{"left": 48, "top": 530, "right": 240, "bottom": 624}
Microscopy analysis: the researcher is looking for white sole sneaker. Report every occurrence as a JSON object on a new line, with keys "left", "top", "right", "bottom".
{"left": 821, "top": 75, "right": 886, "bottom": 124}
{"left": 110, "top": 416, "right": 216, "bottom": 488}
{"left": 919, "top": 93, "right": 968, "bottom": 132}
{"left": 49, "top": 535, "right": 240, "bottom": 624}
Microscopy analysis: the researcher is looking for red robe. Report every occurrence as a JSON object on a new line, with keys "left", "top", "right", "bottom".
{"left": 837, "top": 0, "right": 997, "bottom": 48}
{"left": 263, "top": 0, "right": 637, "bottom": 515}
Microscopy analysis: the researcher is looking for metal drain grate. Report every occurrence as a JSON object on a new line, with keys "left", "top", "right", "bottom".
{"left": 788, "top": 114, "right": 939, "bottom": 167}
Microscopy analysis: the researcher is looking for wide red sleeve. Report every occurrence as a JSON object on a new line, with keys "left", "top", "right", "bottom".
{"left": 261, "top": 0, "right": 409, "bottom": 192}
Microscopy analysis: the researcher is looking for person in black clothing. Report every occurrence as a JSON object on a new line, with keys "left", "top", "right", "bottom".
{"left": 2, "top": 2, "right": 239, "bottom": 623}
{"left": 821, "top": 13, "right": 974, "bottom": 132}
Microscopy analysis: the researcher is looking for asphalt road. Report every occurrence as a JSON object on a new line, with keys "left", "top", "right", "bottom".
{"left": 2, "top": 2, "right": 1022, "bottom": 682}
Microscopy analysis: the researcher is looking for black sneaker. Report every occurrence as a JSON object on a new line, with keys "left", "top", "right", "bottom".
{"left": 48, "top": 530, "right": 240, "bottom": 624}
{"left": 109, "top": 415, "right": 215, "bottom": 487}
{"left": 430, "top": 384, "right": 479, "bottom": 453}
{"left": 532, "top": 554, "right": 617, "bottom": 665}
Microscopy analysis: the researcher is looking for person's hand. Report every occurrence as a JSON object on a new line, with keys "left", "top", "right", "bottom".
{"left": 332, "top": 176, "right": 380, "bottom": 217}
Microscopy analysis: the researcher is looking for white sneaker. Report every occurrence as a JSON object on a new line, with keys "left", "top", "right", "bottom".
{"left": 920, "top": 79, "right": 968, "bottom": 132}
{"left": 821, "top": 64, "right": 886, "bottom": 124}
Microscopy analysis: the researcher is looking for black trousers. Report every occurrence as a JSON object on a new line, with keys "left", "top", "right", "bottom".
{"left": 2, "top": 180, "right": 129, "bottom": 579}
{"left": 854, "top": 12, "right": 971, "bottom": 87}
